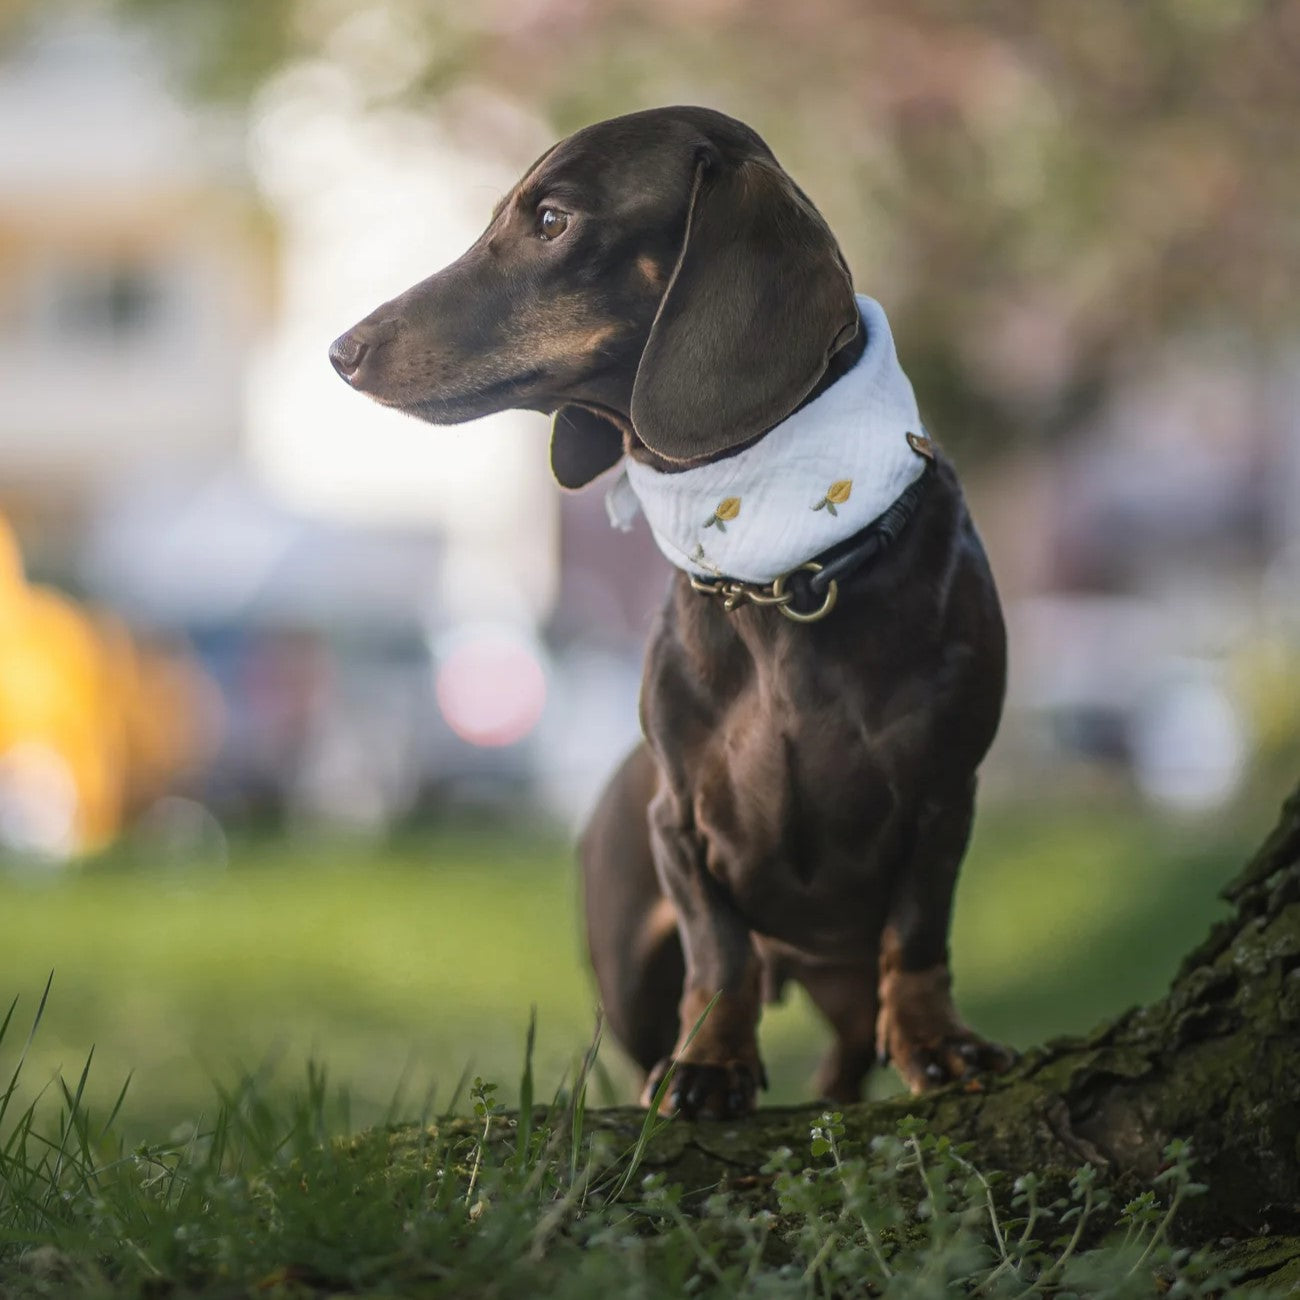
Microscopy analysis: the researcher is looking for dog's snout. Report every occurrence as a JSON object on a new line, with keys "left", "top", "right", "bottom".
{"left": 330, "top": 315, "right": 402, "bottom": 390}
{"left": 329, "top": 331, "right": 370, "bottom": 382}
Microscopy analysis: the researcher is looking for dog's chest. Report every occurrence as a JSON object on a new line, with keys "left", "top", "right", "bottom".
{"left": 646, "top": 616, "right": 930, "bottom": 945}
{"left": 688, "top": 689, "right": 909, "bottom": 948}
{"left": 699, "top": 659, "right": 913, "bottom": 830}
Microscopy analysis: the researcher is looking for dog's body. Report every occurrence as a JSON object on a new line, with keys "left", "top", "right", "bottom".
{"left": 332, "top": 106, "right": 1014, "bottom": 1117}
{"left": 586, "top": 451, "right": 1008, "bottom": 1114}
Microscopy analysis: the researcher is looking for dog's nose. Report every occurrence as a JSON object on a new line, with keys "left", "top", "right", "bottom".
{"left": 329, "top": 331, "right": 370, "bottom": 381}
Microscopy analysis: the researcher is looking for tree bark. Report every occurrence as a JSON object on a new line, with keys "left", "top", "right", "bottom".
{"left": 567, "top": 780, "right": 1300, "bottom": 1280}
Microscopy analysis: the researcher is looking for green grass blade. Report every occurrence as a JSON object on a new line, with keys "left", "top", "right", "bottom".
{"left": 97, "top": 1071, "right": 133, "bottom": 1145}
{"left": 517, "top": 1006, "right": 537, "bottom": 1163}
{"left": 439, "top": 1063, "right": 474, "bottom": 1120}
{"left": 609, "top": 990, "right": 719, "bottom": 1203}
{"left": 0, "top": 973, "right": 55, "bottom": 1125}
{"left": 568, "top": 1010, "right": 602, "bottom": 1187}
{"left": 49, "top": 1047, "right": 97, "bottom": 1201}
{"left": 0, "top": 993, "right": 20, "bottom": 1054}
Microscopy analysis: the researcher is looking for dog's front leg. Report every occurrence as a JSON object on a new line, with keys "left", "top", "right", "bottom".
{"left": 876, "top": 782, "right": 1018, "bottom": 1092}
{"left": 641, "top": 787, "right": 766, "bottom": 1118}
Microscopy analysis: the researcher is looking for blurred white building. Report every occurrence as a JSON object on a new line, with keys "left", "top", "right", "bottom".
{"left": 0, "top": 13, "right": 267, "bottom": 561}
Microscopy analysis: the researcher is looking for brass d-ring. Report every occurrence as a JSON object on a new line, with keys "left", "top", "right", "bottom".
{"left": 771, "top": 562, "right": 838, "bottom": 623}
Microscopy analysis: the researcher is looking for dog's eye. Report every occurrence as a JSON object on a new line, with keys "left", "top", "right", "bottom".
{"left": 538, "top": 208, "right": 570, "bottom": 241}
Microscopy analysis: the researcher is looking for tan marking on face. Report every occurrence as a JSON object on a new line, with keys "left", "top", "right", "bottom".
{"left": 580, "top": 323, "right": 618, "bottom": 354}
{"left": 500, "top": 135, "right": 567, "bottom": 221}
{"left": 636, "top": 255, "right": 665, "bottom": 288}
{"left": 503, "top": 296, "right": 622, "bottom": 374}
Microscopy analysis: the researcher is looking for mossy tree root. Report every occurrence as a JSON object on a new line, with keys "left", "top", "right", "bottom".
{"left": 429, "top": 783, "right": 1300, "bottom": 1282}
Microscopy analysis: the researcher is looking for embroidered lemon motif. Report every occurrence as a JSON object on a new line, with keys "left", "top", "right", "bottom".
{"left": 812, "top": 479, "right": 853, "bottom": 516}
{"left": 703, "top": 496, "right": 741, "bottom": 532}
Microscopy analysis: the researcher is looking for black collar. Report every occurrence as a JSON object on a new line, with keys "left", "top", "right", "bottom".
{"left": 688, "top": 455, "right": 935, "bottom": 622}
{"left": 803, "top": 456, "right": 934, "bottom": 598}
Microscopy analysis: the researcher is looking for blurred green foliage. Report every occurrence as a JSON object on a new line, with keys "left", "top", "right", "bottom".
{"left": 41, "top": 0, "right": 1296, "bottom": 455}
{"left": 0, "top": 794, "right": 1269, "bottom": 1140}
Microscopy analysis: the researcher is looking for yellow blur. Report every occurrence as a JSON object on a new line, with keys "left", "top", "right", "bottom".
{"left": 0, "top": 514, "right": 207, "bottom": 858}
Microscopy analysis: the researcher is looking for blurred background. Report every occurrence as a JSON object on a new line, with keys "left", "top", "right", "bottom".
{"left": 1, "top": 0, "right": 1297, "bottom": 1135}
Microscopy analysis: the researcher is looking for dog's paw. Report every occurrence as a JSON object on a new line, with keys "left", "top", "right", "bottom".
{"left": 641, "top": 1058, "right": 767, "bottom": 1118}
{"left": 882, "top": 1031, "right": 1019, "bottom": 1094}
{"left": 877, "top": 964, "right": 1018, "bottom": 1094}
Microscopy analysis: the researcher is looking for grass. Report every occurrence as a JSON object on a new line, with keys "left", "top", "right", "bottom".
{"left": 0, "top": 991, "right": 1243, "bottom": 1298}
{"left": 0, "top": 788, "right": 1289, "bottom": 1296}
{"left": 0, "top": 824, "right": 598, "bottom": 1137}
{"left": 0, "top": 792, "right": 1270, "bottom": 1140}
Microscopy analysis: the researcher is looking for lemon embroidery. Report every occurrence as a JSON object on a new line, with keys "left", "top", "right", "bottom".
{"left": 812, "top": 479, "right": 853, "bottom": 516}
{"left": 703, "top": 496, "right": 741, "bottom": 532}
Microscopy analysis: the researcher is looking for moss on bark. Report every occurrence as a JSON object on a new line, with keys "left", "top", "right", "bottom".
{"left": 605, "top": 782, "right": 1300, "bottom": 1234}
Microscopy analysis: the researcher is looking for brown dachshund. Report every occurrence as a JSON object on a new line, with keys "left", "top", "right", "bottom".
{"left": 331, "top": 106, "right": 1015, "bottom": 1118}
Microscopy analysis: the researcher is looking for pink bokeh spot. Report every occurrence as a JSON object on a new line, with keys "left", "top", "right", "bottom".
{"left": 435, "top": 634, "right": 547, "bottom": 748}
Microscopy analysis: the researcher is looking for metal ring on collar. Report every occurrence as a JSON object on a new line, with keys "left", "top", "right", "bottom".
{"left": 771, "top": 562, "right": 838, "bottom": 623}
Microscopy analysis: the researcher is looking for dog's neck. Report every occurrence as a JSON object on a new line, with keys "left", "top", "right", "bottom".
{"left": 608, "top": 295, "right": 931, "bottom": 584}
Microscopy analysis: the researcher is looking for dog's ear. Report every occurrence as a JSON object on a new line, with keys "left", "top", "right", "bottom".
{"left": 630, "top": 156, "right": 859, "bottom": 462}
{"left": 550, "top": 405, "right": 625, "bottom": 488}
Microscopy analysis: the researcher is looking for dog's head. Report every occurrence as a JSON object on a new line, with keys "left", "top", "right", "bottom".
{"left": 330, "top": 106, "right": 858, "bottom": 488}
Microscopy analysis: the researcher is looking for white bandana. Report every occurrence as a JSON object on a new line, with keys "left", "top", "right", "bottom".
{"left": 605, "top": 296, "right": 929, "bottom": 584}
